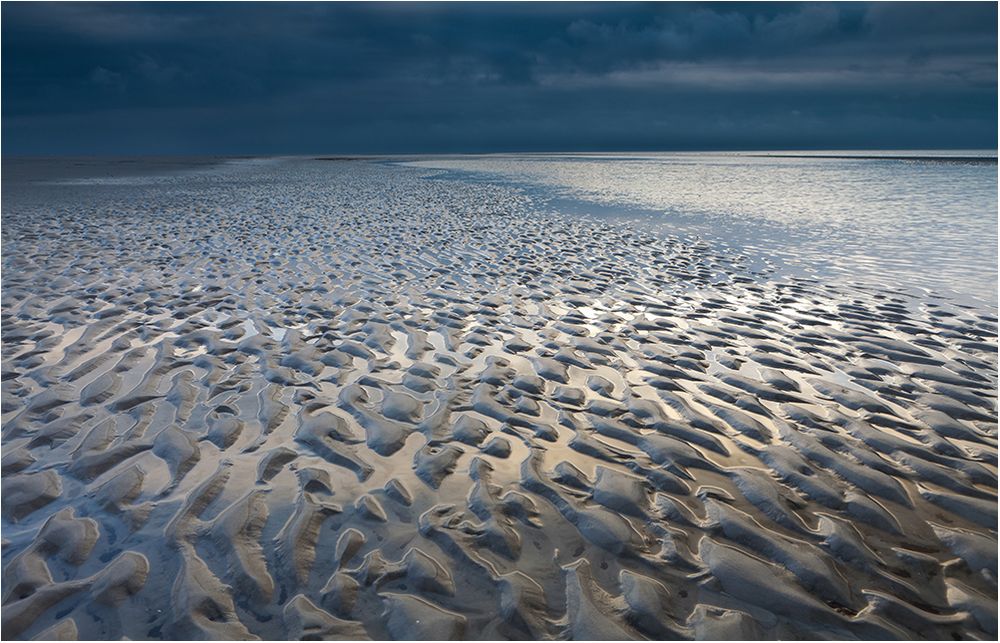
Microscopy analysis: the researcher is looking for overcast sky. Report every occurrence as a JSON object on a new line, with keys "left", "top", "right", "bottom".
{"left": 2, "top": 1, "right": 996, "bottom": 154}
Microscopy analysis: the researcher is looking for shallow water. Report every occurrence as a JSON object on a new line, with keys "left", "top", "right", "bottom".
{"left": 405, "top": 151, "right": 998, "bottom": 306}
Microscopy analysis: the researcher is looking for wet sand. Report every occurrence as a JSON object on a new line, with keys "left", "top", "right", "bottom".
{"left": 1, "top": 158, "right": 996, "bottom": 640}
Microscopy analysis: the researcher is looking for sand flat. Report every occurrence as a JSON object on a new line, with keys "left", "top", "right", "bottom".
{"left": 1, "top": 158, "right": 996, "bottom": 640}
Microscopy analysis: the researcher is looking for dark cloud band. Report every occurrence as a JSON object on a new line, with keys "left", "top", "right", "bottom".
{"left": 2, "top": 1, "right": 996, "bottom": 154}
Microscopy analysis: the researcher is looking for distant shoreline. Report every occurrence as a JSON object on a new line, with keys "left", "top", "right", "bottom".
{"left": 745, "top": 153, "right": 998, "bottom": 164}
{"left": 4, "top": 149, "right": 997, "bottom": 162}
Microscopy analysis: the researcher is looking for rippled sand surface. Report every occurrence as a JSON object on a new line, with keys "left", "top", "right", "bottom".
{"left": 2, "top": 158, "right": 997, "bottom": 640}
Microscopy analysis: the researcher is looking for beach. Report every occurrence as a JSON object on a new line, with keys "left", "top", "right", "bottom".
{"left": 1, "top": 156, "right": 997, "bottom": 640}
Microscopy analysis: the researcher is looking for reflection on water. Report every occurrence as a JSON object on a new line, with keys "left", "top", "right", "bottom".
{"left": 405, "top": 152, "right": 998, "bottom": 307}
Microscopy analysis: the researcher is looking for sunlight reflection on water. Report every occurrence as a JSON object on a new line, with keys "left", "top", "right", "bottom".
{"left": 405, "top": 152, "right": 998, "bottom": 307}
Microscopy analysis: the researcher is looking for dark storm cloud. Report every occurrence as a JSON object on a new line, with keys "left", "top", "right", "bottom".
{"left": 2, "top": 1, "right": 996, "bottom": 154}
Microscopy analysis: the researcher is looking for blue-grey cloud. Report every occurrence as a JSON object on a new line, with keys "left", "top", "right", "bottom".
{"left": 2, "top": 1, "right": 996, "bottom": 154}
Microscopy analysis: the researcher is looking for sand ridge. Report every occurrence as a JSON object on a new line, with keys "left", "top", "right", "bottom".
{"left": 1, "top": 158, "right": 997, "bottom": 639}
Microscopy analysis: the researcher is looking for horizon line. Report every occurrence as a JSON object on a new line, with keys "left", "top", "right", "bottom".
{"left": 3, "top": 146, "right": 998, "bottom": 161}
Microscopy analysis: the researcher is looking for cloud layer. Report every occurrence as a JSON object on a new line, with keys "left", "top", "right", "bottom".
{"left": 2, "top": 2, "right": 996, "bottom": 154}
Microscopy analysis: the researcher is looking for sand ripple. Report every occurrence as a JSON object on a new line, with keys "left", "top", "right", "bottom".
{"left": 2, "top": 159, "right": 996, "bottom": 639}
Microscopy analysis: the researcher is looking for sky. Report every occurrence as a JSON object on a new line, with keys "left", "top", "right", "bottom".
{"left": 2, "top": 1, "right": 997, "bottom": 155}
